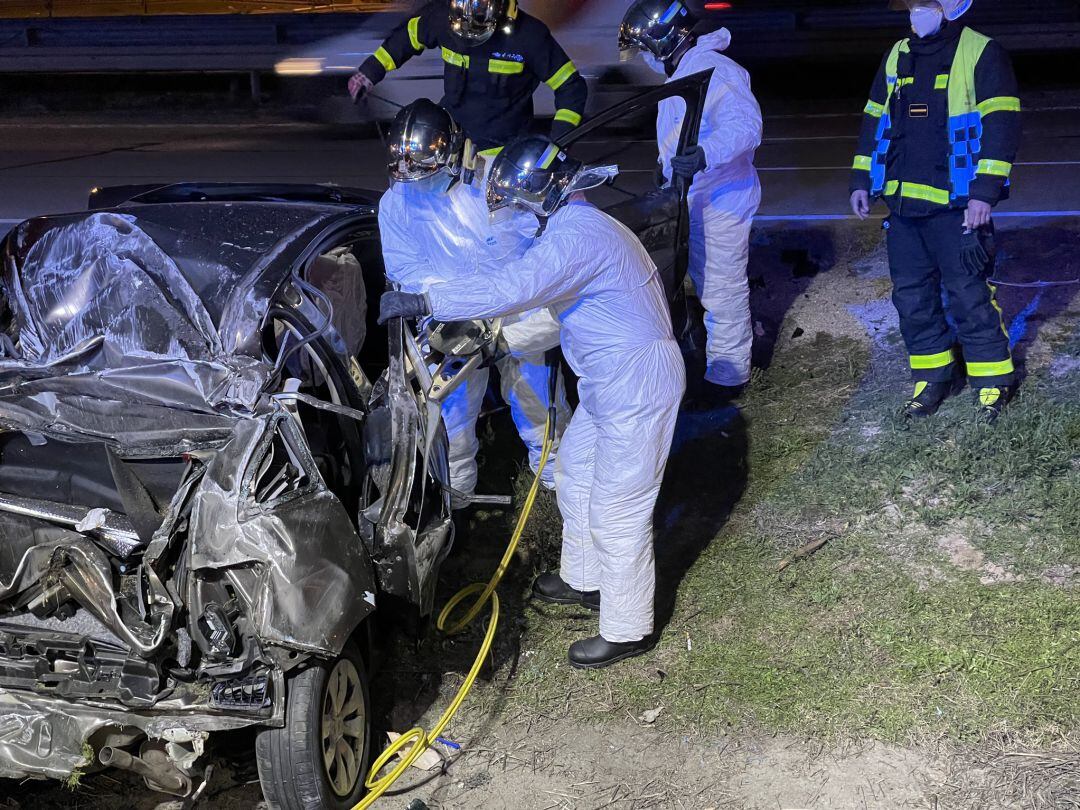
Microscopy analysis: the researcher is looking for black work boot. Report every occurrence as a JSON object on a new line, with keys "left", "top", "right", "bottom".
{"left": 532, "top": 573, "right": 600, "bottom": 612}
{"left": 976, "top": 385, "right": 1013, "bottom": 424}
{"left": 568, "top": 634, "right": 655, "bottom": 670}
{"left": 902, "top": 381, "right": 952, "bottom": 420}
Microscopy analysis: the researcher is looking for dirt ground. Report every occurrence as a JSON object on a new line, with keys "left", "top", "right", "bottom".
{"left": 6, "top": 217, "right": 1079, "bottom": 810}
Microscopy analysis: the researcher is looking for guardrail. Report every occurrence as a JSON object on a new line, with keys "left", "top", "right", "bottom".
{"left": 0, "top": 1, "right": 401, "bottom": 17}
{"left": 0, "top": 12, "right": 375, "bottom": 75}
{"left": 0, "top": 5, "right": 1076, "bottom": 79}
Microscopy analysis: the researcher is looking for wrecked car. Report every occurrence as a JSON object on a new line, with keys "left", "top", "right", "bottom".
{"left": 0, "top": 74, "right": 707, "bottom": 808}
{"left": 0, "top": 194, "right": 455, "bottom": 808}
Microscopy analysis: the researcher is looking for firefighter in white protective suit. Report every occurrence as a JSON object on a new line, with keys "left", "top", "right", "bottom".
{"left": 378, "top": 136, "right": 686, "bottom": 669}
{"left": 621, "top": 0, "right": 763, "bottom": 405}
{"left": 377, "top": 100, "right": 570, "bottom": 504}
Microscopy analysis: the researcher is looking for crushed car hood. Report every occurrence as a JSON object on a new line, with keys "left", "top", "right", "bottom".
{"left": 0, "top": 204, "right": 356, "bottom": 431}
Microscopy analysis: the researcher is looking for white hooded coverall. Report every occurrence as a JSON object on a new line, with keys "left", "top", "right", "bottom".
{"left": 427, "top": 201, "right": 686, "bottom": 642}
{"left": 378, "top": 177, "right": 570, "bottom": 499}
{"left": 658, "top": 28, "right": 762, "bottom": 386}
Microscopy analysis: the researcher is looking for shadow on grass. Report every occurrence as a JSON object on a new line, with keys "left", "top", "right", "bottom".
{"left": 653, "top": 405, "right": 749, "bottom": 634}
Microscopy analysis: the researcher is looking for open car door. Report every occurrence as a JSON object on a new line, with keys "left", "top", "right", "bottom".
{"left": 556, "top": 70, "right": 712, "bottom": 333}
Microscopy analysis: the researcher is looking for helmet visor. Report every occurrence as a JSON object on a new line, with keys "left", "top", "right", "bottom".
{"left": 486, "top": 143, "right": 572, "bottom": 217}
{"left": 450, "top": 0, "right": 501, "bottom": 43}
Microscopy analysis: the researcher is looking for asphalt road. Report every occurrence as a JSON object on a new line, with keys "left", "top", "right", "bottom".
{"left": 1, "top": 94, "right": 1079, "bottom": 233}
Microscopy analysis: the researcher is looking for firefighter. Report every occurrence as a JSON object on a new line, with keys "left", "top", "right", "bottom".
{"left": 850, "top": 0, "right": 1021, "bottom": 423}
{"left": 348, "top": 0, "right": 588, "bottom": 153}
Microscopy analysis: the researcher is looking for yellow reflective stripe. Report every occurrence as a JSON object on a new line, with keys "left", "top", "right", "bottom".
{"left": 967, "top": 358, "right": 1015, "bottom": 377}
{"left": 441, "top": 47, "right": 469, "bottom": 68}
{"left": 479, "top": 147, "right": 503, "bottom": 157}
{"left": 883, "top": 180, "right": 950, "bottom": 206}
{"left": 910, "top": 350, "right": 955, "bottom": 370}
{"left": 488, "top": 58, "right": 524, "bottom": 74}
{"left": 537, "top": 142, "right": 561, "bottom": 169}
{"left": 977, "top": 159, "right": 1012, "bottom": 178}
{"left": 987, "top": 282, "right": 1008, "bottom": 338}
{"left": 407, "top": 16, "right": 423, "bottom": 52}
{"left": 852, "top": 155, "right": 872, "bottom": 171}
{"left": 545, "top": 60, "right": 577, "bottom": 90}
{"left": 553, "top": 108, "right": 581, "bottom": 126}
{"left": 977, "top": 96, "right": 1021, "bottom": 116}
{"left": 902, "top": 182, "right": 950, "bottom": 205}
{"left": 864, "top": 99, "right": 885, "bottom": 118}
{"left": 374, "top": 46, "right": 396, "bottom": 72}
{"left": 897, "top": 77, "right": 913, "bottom": 87}
{"left": 934, "top": 73, "right": 949, "bottom": 90}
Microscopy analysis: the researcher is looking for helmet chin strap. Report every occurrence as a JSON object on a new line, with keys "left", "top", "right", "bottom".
{"left": 668, "top": 32, "right": 696, "bottom": 69}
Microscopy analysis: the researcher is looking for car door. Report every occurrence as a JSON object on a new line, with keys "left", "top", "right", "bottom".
{"left": 556, "top": 70, "right": 712, "bottom": 319}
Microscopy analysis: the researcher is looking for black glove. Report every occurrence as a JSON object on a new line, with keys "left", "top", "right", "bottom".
{"left": 653, "top": 161, "right": 667, "bottom": 189}
{"left": 378, "top": 291, "right": 430, "bottom": 325}
{"left": 960, "top": 228, "right": 994, "bottom": 276}
{"left": 669, "top": 145, "right": 707, "bottom": 180}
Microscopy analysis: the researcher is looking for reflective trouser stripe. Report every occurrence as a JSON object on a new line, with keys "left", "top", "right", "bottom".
{"left": 910, "top": 350, "right": 955, "bottom": 370}
{"left": 407, "top": 16, "right": 423, "bottom": 52}
{"left": 934, "top": 73, "right": 949, "bottom": 90}
{"left": 977, "top": 96, "right": 1021, "bottom": 116}
{"left": 977, "top": 159, "right": 1012, "bottom": 178}
{"left": 374, "top": 47, "right": 396, "bottom": 72}
{"left": 967, "top": 358, "right": 1014, "bottom": 377}
{"left": 479, "top": 147, "right": 503, "bottom": 157}
{"left": 553, "top": 108, "right": 582, "bottom": 126}
{"left": 545, "top": 60, "right": 577, "bottom": 90}
{"left": 864, "top": 99, "right": 885, "bottom": 118}
{"left": 441, "top": 47, "right": 469, "bottom": 68}
{"left": 852, "top": 155, "right": 872, "bottom": 171}
{"left": 987, "top": 282, "right": 1009, "bottom": 339}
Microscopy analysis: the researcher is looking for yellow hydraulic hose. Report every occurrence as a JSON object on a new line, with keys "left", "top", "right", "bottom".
{"left": 351, "top": 411, "right": 555, "bottom": 810}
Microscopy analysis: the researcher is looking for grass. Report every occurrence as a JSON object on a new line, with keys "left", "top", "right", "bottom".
{"left": 459, "top": 261, "right": 1080, "bottom": 750}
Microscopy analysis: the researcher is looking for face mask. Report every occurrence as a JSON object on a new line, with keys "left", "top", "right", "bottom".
{"left": 641, "top": 51, "right": 668, "bottom": 76}
{"left": 910, "top": 5, "right": 944, "bottom": 38}
{"left": 489, "top": 203, "right": 537, "bottom": 230}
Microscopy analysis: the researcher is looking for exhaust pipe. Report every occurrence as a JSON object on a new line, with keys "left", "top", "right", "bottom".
{"left": 98, "top": 746, "right": 192, "bottom": 796}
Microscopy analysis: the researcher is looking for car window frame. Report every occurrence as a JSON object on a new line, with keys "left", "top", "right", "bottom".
{"left": 555, "top": 69, "right": 713, "bottom": 298}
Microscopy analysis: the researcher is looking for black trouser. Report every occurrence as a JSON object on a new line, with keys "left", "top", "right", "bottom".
{"left": 885, "top": 209, "right": 1015, "bottom": 389}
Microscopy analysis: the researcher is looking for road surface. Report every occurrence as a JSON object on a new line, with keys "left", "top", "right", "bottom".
{"left": 1, "top": 96, "right": 1079, "bottom": 234}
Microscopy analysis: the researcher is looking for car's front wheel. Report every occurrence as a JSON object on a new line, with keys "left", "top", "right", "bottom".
{"left": 256, "top": 642, "right": 371, "bottom": 809}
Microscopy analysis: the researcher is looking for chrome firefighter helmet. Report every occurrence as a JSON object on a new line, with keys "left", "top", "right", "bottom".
{"left": 449, "top": 0, "right": 517, "bottom": 46}
{"left": 618, "top": 0, "right": 698, "bottom": 63}
{"left": 386, "top": 99, "right": 465, "bottom": 193}
{"left": 486, "top": 135, "right": 618, "bottom": 219}
{"left": 888, "top": 0, "right": 973, "bottom": 21}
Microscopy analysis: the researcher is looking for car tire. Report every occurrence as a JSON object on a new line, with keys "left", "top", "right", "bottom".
{"left": 256, "top": 642, "right": 371, "bottom": 809}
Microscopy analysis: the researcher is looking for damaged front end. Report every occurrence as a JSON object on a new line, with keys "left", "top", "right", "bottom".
{"left": 0, "top": 207, "right": 451, "bottom": 793}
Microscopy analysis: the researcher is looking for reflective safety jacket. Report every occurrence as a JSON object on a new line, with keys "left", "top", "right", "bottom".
{"left": 850, "top": 24, "right": 1021, "bottom": 217}
{"left": 358, "top": 2, "right": 587, "bottom": 151}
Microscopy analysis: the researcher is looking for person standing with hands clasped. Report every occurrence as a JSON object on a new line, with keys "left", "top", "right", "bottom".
{"left": 850, "top": 0, "right": 1021, "bottom": 423}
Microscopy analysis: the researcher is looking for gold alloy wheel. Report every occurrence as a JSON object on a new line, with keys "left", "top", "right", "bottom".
{"left": 321, "top": 658, "right": 368, "bottom": 797}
